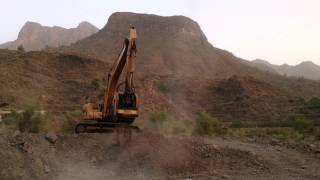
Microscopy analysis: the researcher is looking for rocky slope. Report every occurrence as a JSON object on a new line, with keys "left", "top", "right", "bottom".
{"left": 0, "top": 21, "right": 99, "bottom": 51}
{"left": 251, "top": 59, "right": 320, "bottom": 80}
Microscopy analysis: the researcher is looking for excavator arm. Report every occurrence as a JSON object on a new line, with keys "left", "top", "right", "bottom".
{"left": 102, "top": 39, "right": 130, "bottom": 117}
{"left": 102, "top": 37, "right": 138, "bottom": 120}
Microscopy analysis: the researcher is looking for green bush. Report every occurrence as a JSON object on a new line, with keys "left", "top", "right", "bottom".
{"left": 157, "top": 81, "right": 169, "bottom": 93}
{"left": 91, "top": 78, "right": 102, "bottom": 90}
{"left": 17, "top": 45, "right": 25, "bottom": 52}
{"left": 269, "top": 128, "right": 303, "bottom": 140}
{"left": 244, "top": 128, "right": 268, "bottom": 138}
{"left": 231, "top": 121, "right": 250, "bottom": 128}
{"left": 194, "top": 111, "right": 224, "bottom": 136}
{"left": 308, "top": 97, "right": 320, "bottom": 109}
{"left": 314, "top": 128, "right": 320, "bottom": 141}
{"left": 291, "top": 116, "right": 314, "bottom": 133}
{"left": 91, "top": 78, "right": 105, "bottom": 98}
{"left": 317, "top": 132, "right": 320, "bottom": 141}
{"left": 3, "top": 108, "right": 47, "bottom": 133}
{"left": 62, "top": 110, "right": 82, "bottom": 132}
{"left": 149, "top": 111, "right": 169, "bottom": 129}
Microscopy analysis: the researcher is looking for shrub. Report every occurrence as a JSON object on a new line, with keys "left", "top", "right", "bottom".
{"left": 231, "top": 121, "right": 248, "bottom": 128}
{"left": 316, "top": 130, "right": 320, "bottom": 141}
{"left": 308, "top": 97, "right": 320, "bottom": 110}
{"left": 91, "top": 78, "right": 105, "bottom": 98}
{"left": 156, "top": 81, "right": 169, "bottom": 93}
{"left": 62, "top": 110, "right": 82, "bottom": 132}
{"left": 194, "top": 111, "right": 224, "bottom": 136}
{"left": 149, "top": 111, "right": 169, "bottom": 130}
{"left": 3, "top": 108, "right": 47, "bottom": 133}
{"left": 291, "top": 116, "right": 314, "bottom": 133}
{"left": 17, "top": 45, "right": 25, "bottom": 52}
{"left": 268, "top": 128, "right": 303, "bottom": 140}
{"left": 91, "top": 78, "right": 102, "bottom": 90}
{"left": 245, "top": 128, "right": 268, "bottom": 138}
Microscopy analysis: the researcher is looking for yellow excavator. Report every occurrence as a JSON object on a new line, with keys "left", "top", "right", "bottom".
{"left": 75, "top": 37, "right": 138, "bottom": 133}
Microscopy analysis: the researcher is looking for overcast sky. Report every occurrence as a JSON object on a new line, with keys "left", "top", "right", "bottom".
{"left": 0, "top": 0, "right": 319, "bottom": 65}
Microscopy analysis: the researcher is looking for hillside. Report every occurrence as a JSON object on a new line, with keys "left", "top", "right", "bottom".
{"left": 0, "top": 21, "right": 98, "bottom": 51}
{"left": 1, "top": 12, "right": 320, "bottom": 124}
{"left": 0, "top": 49, "right": 108, "bottom": 111}
{"left": 251, "top": 59, "right": 320, "bottom": 80}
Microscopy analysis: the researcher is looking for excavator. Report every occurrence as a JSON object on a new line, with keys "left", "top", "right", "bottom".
{"left": 75, "top": 37, "right": 138, "bottom": 133}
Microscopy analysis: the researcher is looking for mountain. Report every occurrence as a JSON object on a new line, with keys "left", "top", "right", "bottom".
{"left": 249, "top": 59, "right": 278, "bottom": 73}
{"left": 65, "top": 12, "right": 320, "bottom": 94}
{"left": 0, "top": 21, "right": 99, "bottom": 51}
{"left": 251, "top": 59, "right": 320, "bottom": 80}
{"left": 1, "top": 12, "right": 320, "bottom": 124}
{"left": 65, "top": 13, "right": 276, "bottom": 79}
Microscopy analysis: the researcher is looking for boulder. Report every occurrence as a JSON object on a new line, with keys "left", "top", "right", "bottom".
{"left": 45, "top": 132, "right": 57, "bottom": 144}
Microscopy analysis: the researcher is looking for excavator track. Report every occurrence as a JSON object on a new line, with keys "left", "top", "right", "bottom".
{"left": 75, "top": 122, "right": 141, "bottom": 133}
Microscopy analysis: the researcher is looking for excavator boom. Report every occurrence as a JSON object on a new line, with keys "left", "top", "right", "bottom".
{"left": 103, "top": 39, "right": 130, "bottom": 116}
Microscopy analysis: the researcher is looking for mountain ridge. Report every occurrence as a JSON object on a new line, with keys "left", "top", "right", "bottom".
{"left": 251, "top": 59, "right": 320, "bottom": 80}
{"left": 0, "top": 21, "right": 99, "bottom": 51}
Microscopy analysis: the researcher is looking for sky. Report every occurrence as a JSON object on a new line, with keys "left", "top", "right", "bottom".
{"left": 0, "top": 0, "right": 319, "bottom": 65}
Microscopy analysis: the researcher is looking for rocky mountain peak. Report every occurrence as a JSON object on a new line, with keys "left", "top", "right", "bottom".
{"left": 298, "top": 61, "right": 318, "bottom": 67}
{"left": 77, "top": 21, "right": 98, "bottom": 31}
{"left": 104, "top": 12, "right": 207, "bottom": 41}
{"left": 17, "top": 21, "right": 43, "bottom": 39}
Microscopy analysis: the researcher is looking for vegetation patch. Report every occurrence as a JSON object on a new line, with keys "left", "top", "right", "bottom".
{"left": 194, "top": 111, "right": 225, "bottom": 136}
{"left": 91, "top": 78, "right": 105, "bottom": 98}
{"left": 62, "top": 110, "right": 82, "bottom": 132}
{"left": 3, "top": 108, "right": 48, "bottom": 133}
{"left": 17, "top": 44, "right": 25, "bottom": 52}
{"left": 149, "top": 111, "right": 169, "bottom": 130}
{"left": 148, "top": 110, "right": 188, "bottom": 134}
{"left": 229, "top": 116, "right": 319, "bottom": 141}
{"left": 156, "top": 80, "right": 169, "bottom": 93}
